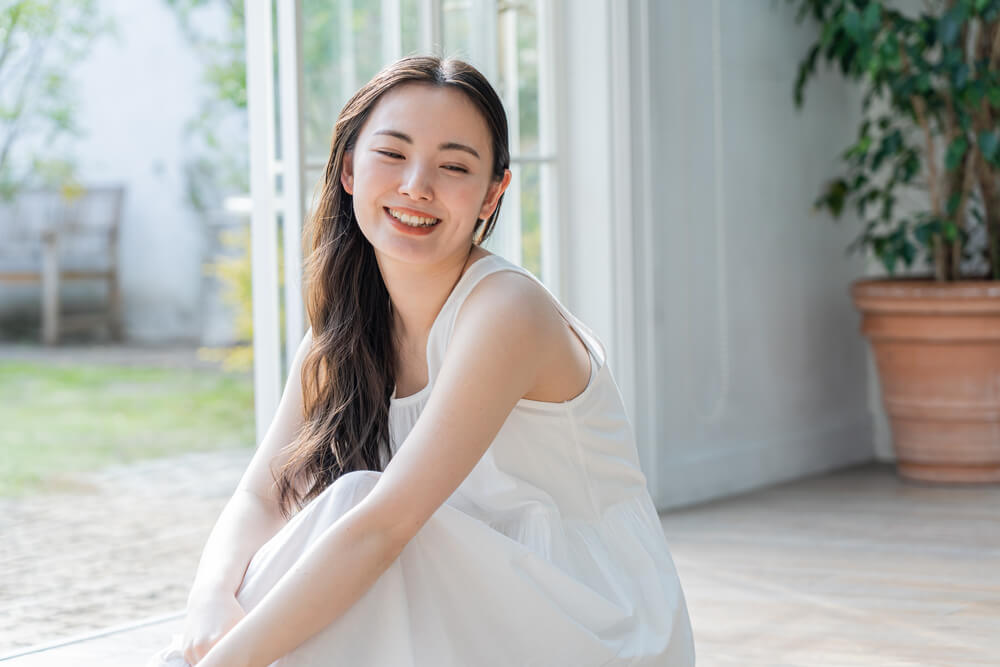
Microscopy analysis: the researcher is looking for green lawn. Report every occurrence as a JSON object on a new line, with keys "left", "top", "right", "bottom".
{"left": 0, "top": 361, "right": 255, "bottom": 497}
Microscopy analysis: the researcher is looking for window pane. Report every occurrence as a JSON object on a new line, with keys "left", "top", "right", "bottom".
{"left": 301, "top": 0, "right": 341, "bottom": 161}
{"left": 352, "top": 0, "right": 386, "bottom": 82}
{"left": 301, "top": 0, "right": 387, "bottom": 163}
{"left": 498, "top": 0, "right": 550, "bottom": 280}
{"left": 520, "top": 161, "right": 541, "bottom": 278}
{"left": 442, "top": 0, "right": 472, "bottom": 57}
{"left": 401, "top": 0, "right": 421, "bottom": 55}
{"left": 515, "top": 2, "right": 539, "bottom": 155}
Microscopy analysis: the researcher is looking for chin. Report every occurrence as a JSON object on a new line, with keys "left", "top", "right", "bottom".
{"left": 367, "top": 233, "right": 443, "bottom": 265}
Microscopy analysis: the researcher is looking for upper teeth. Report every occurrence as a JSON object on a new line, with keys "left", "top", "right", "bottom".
{"left": 388, "top": 208, "right": 438, "bottom": 226}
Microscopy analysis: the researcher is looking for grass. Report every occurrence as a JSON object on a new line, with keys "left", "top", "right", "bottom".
{"left": 0, "top": 361, "right": 255, "bottom": 497}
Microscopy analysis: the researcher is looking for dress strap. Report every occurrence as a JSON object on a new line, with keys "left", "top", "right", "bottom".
{"left": 427, "top": 254, "right": 608, "bottom": 382}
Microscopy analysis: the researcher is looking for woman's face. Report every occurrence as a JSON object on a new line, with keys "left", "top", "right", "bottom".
{"left": 341, "top": 82, "right": 511, "bottom": 268}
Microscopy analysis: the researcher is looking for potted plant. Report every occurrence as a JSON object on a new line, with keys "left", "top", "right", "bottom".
{"left": 790, "top": 0, "right": 1000, "bottom": 482}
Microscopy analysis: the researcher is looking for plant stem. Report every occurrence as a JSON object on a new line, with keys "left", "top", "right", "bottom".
{"left": 900, "top": 41, "right": 949, "bottom": 280}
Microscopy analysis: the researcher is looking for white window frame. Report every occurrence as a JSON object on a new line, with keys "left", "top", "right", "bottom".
{"left": 491, "top": 0, "right": 562, "bottom": 297}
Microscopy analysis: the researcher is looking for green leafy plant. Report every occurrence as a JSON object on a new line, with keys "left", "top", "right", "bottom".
{"left": 198, "top": 225, "right": 286, "bottom": 373}
{"left": 0, "top": 0, "right": 113, "bottom": 201}
{"left": 199, "top": 227, "right": 254, "bottom": 372}
{"left": 791, "top": 0, "right": 1000, "bottom": 280}
{"left": 161, "top": 0, "right": 249, "bottom": 210}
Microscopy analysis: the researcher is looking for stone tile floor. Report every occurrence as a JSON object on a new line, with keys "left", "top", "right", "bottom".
{"left": 0, "top": 448, "right": 249, "bottom": 656}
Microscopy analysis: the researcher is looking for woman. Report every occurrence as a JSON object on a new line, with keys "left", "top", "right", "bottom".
{"left": 150, "top": 55, "right": 694, "bottom": 666}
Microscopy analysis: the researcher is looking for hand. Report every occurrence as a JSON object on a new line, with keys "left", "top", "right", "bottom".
{"left": 181, "top": 588, "right": 247, "bottom": 665}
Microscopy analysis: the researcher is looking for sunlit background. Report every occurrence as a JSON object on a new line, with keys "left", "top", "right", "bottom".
{"left": 2, "top": 0, "right": 998, "bottom": 665}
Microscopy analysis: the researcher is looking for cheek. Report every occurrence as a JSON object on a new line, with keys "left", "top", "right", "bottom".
{"left": 351, "top": 169, "right": 390, "bottom": 219}
{"left": 449, "top": 179, "right": 491, "bottom": 212}
{"left": 352, "top": 156, "right": 383, "bottom": 193}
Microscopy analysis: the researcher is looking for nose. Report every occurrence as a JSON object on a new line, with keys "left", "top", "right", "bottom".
{"left": 398, "top": 162, "right": 433, "bottom": 201}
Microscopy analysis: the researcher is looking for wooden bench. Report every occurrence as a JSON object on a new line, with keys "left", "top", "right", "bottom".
{"left": 0, "top": 186, "right": 124, "bottom": 344}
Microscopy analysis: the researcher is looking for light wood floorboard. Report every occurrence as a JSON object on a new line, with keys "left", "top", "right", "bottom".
{"left": 660, "top": 463, "right": 1000, "bottom": 666}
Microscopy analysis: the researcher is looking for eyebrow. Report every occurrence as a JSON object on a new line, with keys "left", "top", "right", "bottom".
{"left": 372, "top": 129, "right": 481, "bottom": 160}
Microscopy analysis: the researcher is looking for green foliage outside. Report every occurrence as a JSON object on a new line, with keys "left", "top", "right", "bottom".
{"left": 198, "top": 225, "right": 285, "bottom": 373}
{"left": 511, "top": 6, "right": 542, "bottom": 277}
{"left": 791, "top": 0, "right": 1000, "bottom": 280}
{"left": 161, "top": 0, "right": 409, "bottom": 207}
{"left": 0, "top": 361, "right": 254, "bottom": 497}
{"left": 161, "top": 0, "right": 249, "bottom": 211}
{"left": 0, "top": 0, "right": 115, "bottom": 201}
{"left": 199, "top": 227, "right": 255, "bottom": 372}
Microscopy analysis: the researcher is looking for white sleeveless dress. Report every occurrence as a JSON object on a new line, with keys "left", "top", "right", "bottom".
{"left": 149, "top": 253, "right": 695, "bottom": 666}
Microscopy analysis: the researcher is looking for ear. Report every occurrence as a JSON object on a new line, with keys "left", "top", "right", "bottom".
{"left": 478, "top": 169, "right": 512, "bottom": 220}
{"left": 340, "top": 151, "right": 354, "bottom": 195}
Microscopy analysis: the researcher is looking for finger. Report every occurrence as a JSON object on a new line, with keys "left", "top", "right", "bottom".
{"left": 185, "top": 641, "right": 208, "bottom": 665}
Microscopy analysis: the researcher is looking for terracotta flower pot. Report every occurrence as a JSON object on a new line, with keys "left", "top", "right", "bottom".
{"left": 851, "top": 278, "right": 1000, "bottom": 483}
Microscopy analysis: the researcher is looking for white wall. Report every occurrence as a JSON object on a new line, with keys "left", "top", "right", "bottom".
{"left": 78, "top": 0, "right": 218, "bottom": 342}
{"left": 558, "top": 1, "right": 617, "bottom": 364}
{"left": 558, "top": 0, "right": 880, "bottom": 510}
{"left": 0, "top": 0, "right": 219, "bottom": 343}
{"left": 636, "top": 0, "right": 876, "bottom": 508}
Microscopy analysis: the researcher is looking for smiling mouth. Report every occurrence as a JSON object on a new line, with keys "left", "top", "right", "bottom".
{"left": 384, "top": 207, "right": 440, "bottom": 228}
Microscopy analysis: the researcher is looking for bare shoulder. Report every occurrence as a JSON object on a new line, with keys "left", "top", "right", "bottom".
{"left": 456, "top": 268, "right": 564, "bottom": 345}
{"left": 455, "top": 267, "right": 592, "bottom": 403}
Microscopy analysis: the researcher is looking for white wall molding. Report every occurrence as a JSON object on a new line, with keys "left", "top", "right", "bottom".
{"left": 559, "top": 0, "right": 658, "bottom": 486}
{"left": 609, "top": 0, "right": 638, "bottom": 428}
{"left": 631, "top": 0, "right": 660, "bottom": 494}
{"left": 657, "top": 417, "right": 873, "bottom": 510}
{"left": 560, "top": 0, "right": 615, "bottom": 360}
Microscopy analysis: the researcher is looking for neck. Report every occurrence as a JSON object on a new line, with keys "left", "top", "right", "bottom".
{"left": 377, "top": 246, "right": 486, "bottom": 346}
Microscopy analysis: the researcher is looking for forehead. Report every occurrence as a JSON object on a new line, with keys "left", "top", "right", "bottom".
{"left": 361, "top": 83, "right": 491, "bottom": 148}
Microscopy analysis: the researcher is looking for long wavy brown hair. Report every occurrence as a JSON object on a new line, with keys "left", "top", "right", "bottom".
{"left": 273, "top": 56, "right": 511, "bottom": 519}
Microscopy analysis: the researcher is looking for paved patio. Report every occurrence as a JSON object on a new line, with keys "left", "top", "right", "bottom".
{"left": 0, "top": 449, "right": 248, "bottom": 657}
{"left": 2, "top": 461, "right": 997, "bottom": 666}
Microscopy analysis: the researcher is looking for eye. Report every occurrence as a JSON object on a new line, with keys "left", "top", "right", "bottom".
{"left": 443, "top": 165, "right": 469, "bottom": 173}
{"left": 376, "top": 150, "right": 403, "bottom": 159}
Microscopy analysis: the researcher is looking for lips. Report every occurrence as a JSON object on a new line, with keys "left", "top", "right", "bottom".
{"left": 384, "top": 206, "right": 440, "bottom": 226}
{"left": 383, "top": 207, "right": 440, "bottom": 235}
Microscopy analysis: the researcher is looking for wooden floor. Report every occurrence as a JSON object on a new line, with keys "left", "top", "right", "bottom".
{"left": 4, "top": 463, "right": 997, "bottom": 666}
{"left": 661, "top": 463, "right": 1000, "bottom": 666}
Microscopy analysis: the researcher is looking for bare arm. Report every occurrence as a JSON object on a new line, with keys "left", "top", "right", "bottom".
{"left": 188, "top": 328, "right": 315, "bottom": 601}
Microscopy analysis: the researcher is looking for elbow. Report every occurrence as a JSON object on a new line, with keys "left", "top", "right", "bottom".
{"left": 347, "top": 474, "right": 429, "bottom": 554}
{"left": 368, "top": 491, "right": 435, "bottom": 551}
{"left": 352, "top": 500, "right": 416, "bottom": 560}
{"left": 381, "top": 510, "right": 423, "bottom": 557}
